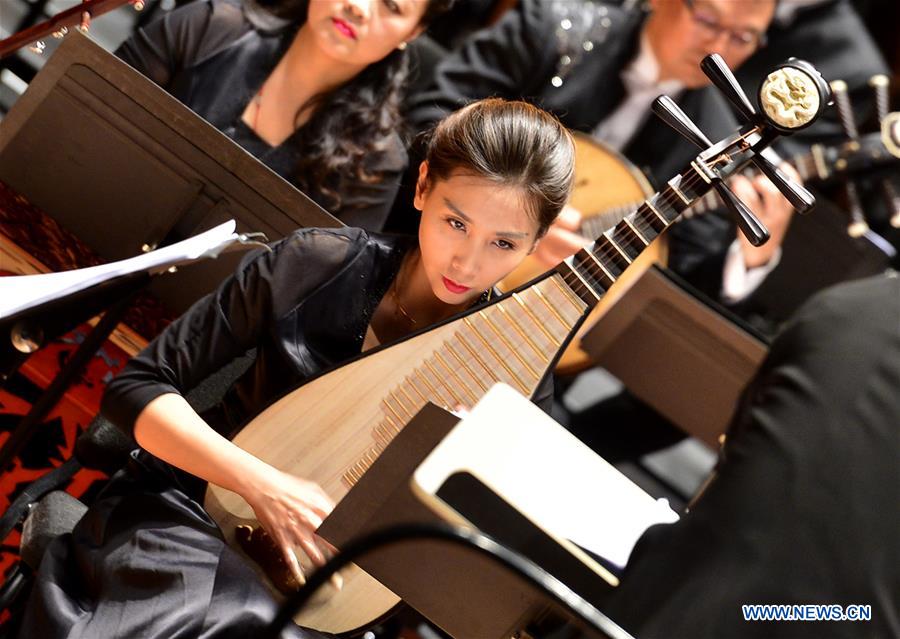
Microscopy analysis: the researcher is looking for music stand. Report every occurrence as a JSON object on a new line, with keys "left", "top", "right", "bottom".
{"left": 0, "top": 31, "right": 340, "bottom": 316}
{"left": 319, "top": 385, "right": 677, "bottom": 638}
{"left": 578, "top": 265, "right": 769, "bottom": 447}
{"left": 0, "top": 32, "right": 338, "bottom": 472}
{"left": 749, "top": 194, "right": 891, "bottom": 324}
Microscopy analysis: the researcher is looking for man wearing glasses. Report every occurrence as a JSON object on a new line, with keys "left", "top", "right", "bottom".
{"left": 408, "top": 0, "right": 791, "bottom": 282}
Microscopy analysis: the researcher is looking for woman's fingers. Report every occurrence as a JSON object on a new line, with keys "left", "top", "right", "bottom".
{"left": 293, "top": 528, "right": 327, "bottom": 567}
{"left": 274, "top": 530, "right": 306, "bottom": 586}
{"left": 299, "top": 481, "right": 335, "bottom": 520}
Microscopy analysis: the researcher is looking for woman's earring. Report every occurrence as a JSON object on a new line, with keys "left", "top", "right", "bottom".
{"left": 397, "top": 41, "right": 407, "bottom": 51}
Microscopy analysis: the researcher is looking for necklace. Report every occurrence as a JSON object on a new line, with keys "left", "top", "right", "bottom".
{"left": 390, "top": 260, "right": 418, "bottom": 326}
{"left": 391, "top": 286, "right": 418, "bottom": 326}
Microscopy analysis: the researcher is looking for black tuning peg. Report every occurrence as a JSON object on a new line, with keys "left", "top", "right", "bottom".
{"left": 652, "top": 95, "right": 713, "bottom": 149}
{"left": 715, "top": 182, "right": 769, "bottom": 246}
{"left": 751, "top": 153, "right": 816, "bottom": 214}
{"left": 701, "top": 53, "right": 757, "bottom": 122}
{"left": 652, "top": 91, "right": 769, "bottom": 246}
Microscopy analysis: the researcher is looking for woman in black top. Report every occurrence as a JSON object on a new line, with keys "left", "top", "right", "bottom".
{"left": 117, "top": 0, "right": 454, "bottom": 229}
{"left": 17, "top": 99, "right": 576, "bottom": 638}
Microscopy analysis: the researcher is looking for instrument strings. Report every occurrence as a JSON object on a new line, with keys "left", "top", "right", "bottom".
{"left": 557, "top": 168, "right": 712, "bottom": 298}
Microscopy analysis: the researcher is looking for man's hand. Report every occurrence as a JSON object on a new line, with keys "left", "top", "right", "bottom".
{"left": 531, "top": 205, "right": 589, "bottom": 267}
{"left": 730, "top": 163, "right": 801, "bottom": 269}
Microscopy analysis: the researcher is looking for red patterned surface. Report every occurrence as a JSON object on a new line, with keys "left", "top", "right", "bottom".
{"left": 0, "top": 185, "right": 154, "bottom": 618}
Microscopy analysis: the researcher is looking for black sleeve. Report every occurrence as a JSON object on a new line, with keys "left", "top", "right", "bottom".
{"left": 600, "top": 274, "right": 900, "bottom": 638}
{"left": 115, "top": 0, "right": 249, "bottom": 89}
{"left": 406, "top": 0, "right": 557, "bottom": 133}
{"left": 100, "top": 228, "right": 362, "bottom": 437}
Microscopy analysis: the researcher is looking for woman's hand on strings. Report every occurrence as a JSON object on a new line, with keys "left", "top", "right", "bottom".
{"left": 243, "top": 466, "right": 337, "bottom": 586}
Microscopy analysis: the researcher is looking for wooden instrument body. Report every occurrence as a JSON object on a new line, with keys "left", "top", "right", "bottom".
{"left": 205, "top": 273, "right": 589, "bottom": 633}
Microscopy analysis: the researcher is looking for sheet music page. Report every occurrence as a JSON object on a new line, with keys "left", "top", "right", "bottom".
{"left": 0, "top": 221, "right": 238, "bottom": 319}
{"left": 414, "top": 383, "right": 679, "bottom": 569}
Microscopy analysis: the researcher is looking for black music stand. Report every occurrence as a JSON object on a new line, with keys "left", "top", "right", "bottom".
{"left": 319, "top": 385, "right": 676, "bottom": 639}
{"left": 0, "top": 31, "right": 340, "bottom": 316}
{"left": 578, "top": 265, "right": 769, "bottom": 447}
{"left": 748, "top": 194, "right": 891, "bottom": 325}
{"left": 0, "top": 32, "right": 338, "bottom": 472}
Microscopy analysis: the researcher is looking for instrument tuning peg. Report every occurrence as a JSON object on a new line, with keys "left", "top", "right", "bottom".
{"left": 830, "top": 80, "right": 860, "bottom": 140}
{"left": 869, "top": 74, "right": 890, "bottom": 125}
{"left": 880, "top": 179, "right": 900, "bottom": 229}
{"left": 843, "top": 181, "right": 869, "bottom": 238}
{"left": 652, "top": 95, "right": 713, "bottom": 149}
{"left": 715, "top": 182, "right": 770, "bottom": 247}
{"left": 751, "top": 153, "right": 815, "bottom": 214}
{"left": 701, "top": 53, "right": 756, "bottom": 123}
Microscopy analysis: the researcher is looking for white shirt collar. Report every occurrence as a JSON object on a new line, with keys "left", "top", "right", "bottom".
{"left": 622, "top": 31, "right": 683, "bottom": 96}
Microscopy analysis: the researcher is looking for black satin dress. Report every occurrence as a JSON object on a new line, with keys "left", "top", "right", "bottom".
{"left": 116, "top": 0, "right": 406, "bottom": 230}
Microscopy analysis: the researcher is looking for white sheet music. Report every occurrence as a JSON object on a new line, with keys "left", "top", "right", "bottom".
{"left": 0, "top": 221, "right": 239, "bottom": 319}
{"left": 414, "top": 383, "right": 679, "bottom": 570}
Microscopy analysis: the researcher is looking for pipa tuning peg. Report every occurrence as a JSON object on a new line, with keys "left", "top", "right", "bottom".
{"left": 830, "top": 79, "right": 859, "bottom": 140}
{"left": 715, "top": 182, "right": 769, "bottom": 247}
{"left": 652, "top": 95, "right": 713, "bottom": 149}
{"left": 869, "top": 74, "right": 890, "bottom": 124}
{"left": 843, "top": 181, "right": 869, "bottom": 238}
{"left": 880, "top": 179, "right": 900, "bottom": 229}
{"left": 757, "top": 58, "right": 831, "bottom": 134}
{"left": 751, "top": 153, "right": 815, "bottom": 214}
{"left": 702, "top": 53, "right": 756, "bottom": 122}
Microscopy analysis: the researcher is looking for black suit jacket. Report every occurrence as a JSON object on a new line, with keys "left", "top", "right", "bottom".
{"left": 407, "top": 0, "right": 739, "bottom": 190}
{"left": 599, "top": 273, "right": 900, "bottom": 639}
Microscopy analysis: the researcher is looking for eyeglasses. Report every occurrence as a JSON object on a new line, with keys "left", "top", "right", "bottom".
{"left": 683, "top": 0, "right": 767, "bottom": 51}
